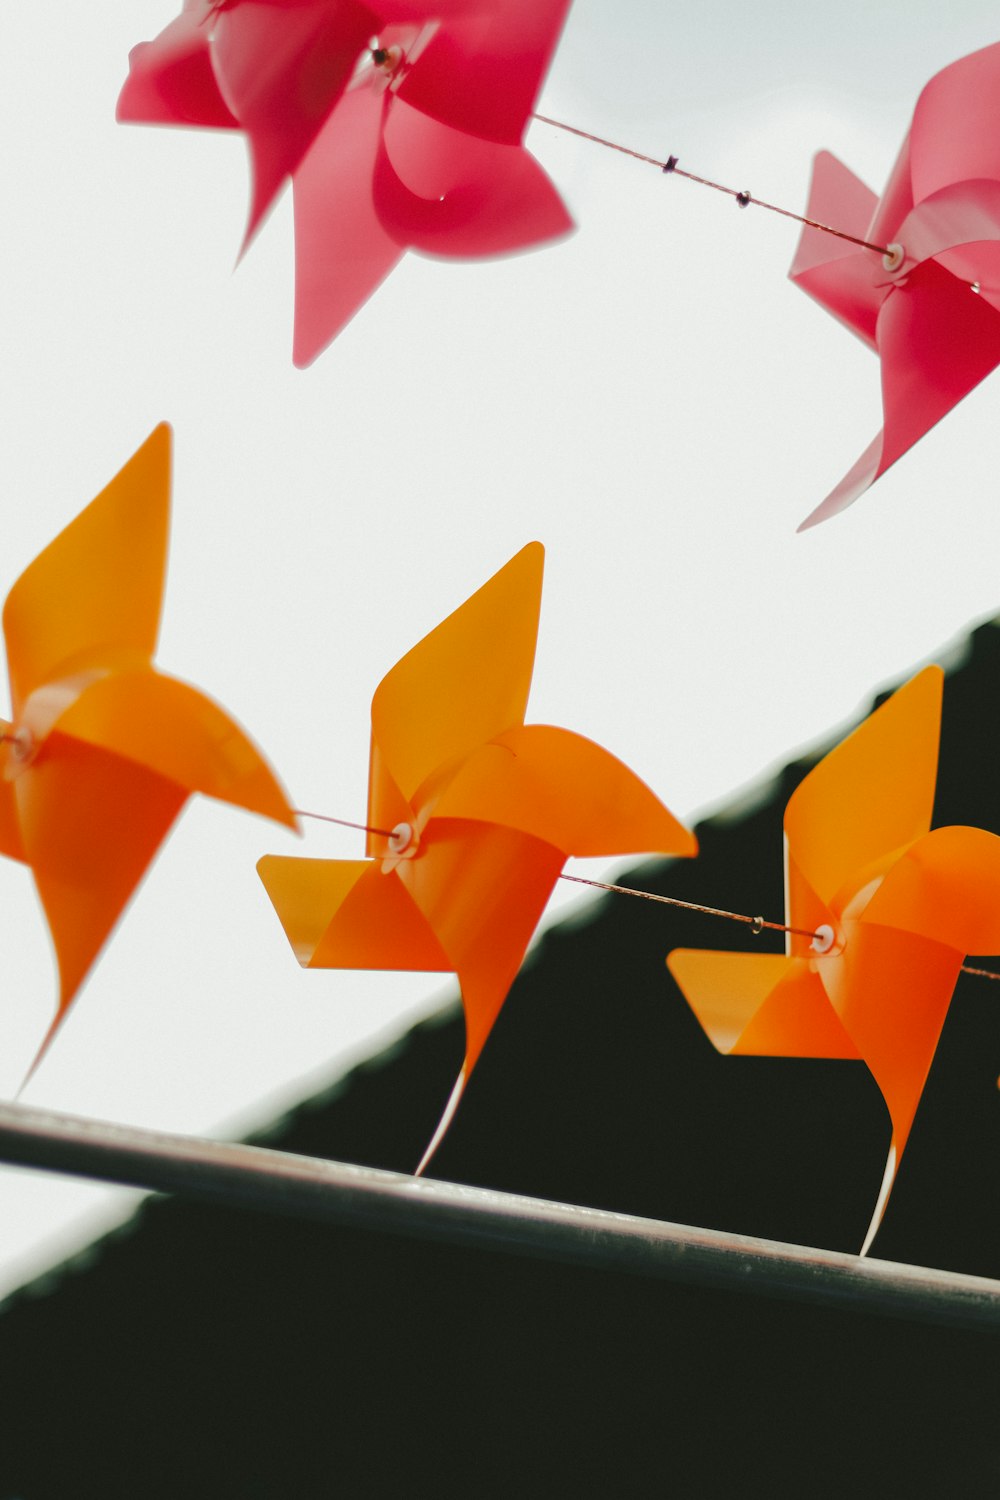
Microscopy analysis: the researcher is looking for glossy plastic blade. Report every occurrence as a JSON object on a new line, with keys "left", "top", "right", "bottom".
{"left": 375, "top": 101, "right": 573, "bottom": 257}
{"left": 393, "top": 0, "right": 572, "bottom": 146}
{"left": 257, "top": 855, "right": 451, "bottom": 971}
{"left": 370, "top": 543, "right": 543, "bottom": 814}
{"left": 788, "top": 151, "right": 881, "bottom": 350}
{"left": 911, "top": 41, "right": 1000, "bottom": 203}
{"left": 212, "top": 0, "right": 377, "bottom": 245}
{"left": 18, "top": 732, "right": 187, "bottom": 1049}
{"left": 667, "top": 949, "right": 858, "bottom": 1058}
{"left": 3, "top": 426, "right": 170, "bottom": 713}
{"left": 862, "top": 824, "right": 1000, "bottom": 956}
{"left": 396, "top": 817, "right": 564, "bottom": 1074}
{"left": 52, "top": 670, "right": 295, "bottom": 828}
{"left": 429, "top": 724, "right": 695, "bottom": 859}
{"left": 876, "top": 257, "right": 1000, "bottom": 478}
{"left": 783, "top": 667, "right": 941, "bottom": 911}
{"left": 291, "top": 86, "right": 403, "bottom": 365}
{"left": 117, "top": 2, "right": 238, "bottom": 128}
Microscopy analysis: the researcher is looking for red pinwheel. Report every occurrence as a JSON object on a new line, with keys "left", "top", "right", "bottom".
{"left": 119, "top": 0, "right": 573, "bottom": 364}
{"left": 790, "top": 41, "right": 1000, "bottom": 528}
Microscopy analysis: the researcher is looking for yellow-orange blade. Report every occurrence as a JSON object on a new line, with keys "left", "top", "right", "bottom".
{"left": 4, "top": 426, "right": 171, "bottom": 712}
{"left": 667, "top": 949, "right": 859, "bottom": 1057}
{"left": 397, "top": 817, "right": 565, "bottom": 1074}
{"left": 54, "top": 669, "right": 295, "bottom": 829}
{"left": 257, "top": 854, "right": 451, "bottom": 972}
{"left": 19, "top": 731, "right": 187, "bottom": 1068}
{"left": 427, "top": 724, "right": 696, "bottom": 858}
{"left": 784, "top": 666, "right": 942, "bottom": 909}
{"left": 861, "top": 824, "right": 1000, "bottom": 956}
{"left": 369, "top": 543, "right": 543, "bottom": 814}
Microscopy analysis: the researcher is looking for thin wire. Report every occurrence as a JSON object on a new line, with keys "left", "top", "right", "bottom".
{"left": 295, "top": 807, "right": 1000, "bottom": 981}
{"left": 531, "top": 113, "right": 892, "bottom": 258}
{"left": 558, "top": 872, "right": 818, "bottom": 940}
{"left": 293, "top": 809, "right": 393, "bottom": 839}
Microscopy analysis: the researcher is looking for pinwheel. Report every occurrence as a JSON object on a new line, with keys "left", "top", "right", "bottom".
{"left": 0, "top": 424, "right": 295, "bottom": 1073}
{"left": 668, "top": 666, "right": 1000, "bottom": 1252}
{"left": 258, "top": 542, "right": 695, "bottom": 1167}
{"left": 790, "top": 40, "right": 1000, "bottom": 529}
{"left": 118, "top": 0, "right": 573, "bottom": 364}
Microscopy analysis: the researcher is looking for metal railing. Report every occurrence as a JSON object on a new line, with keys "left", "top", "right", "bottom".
{"left": 1, "top": 1101, "right": 998, "bottom": 1333}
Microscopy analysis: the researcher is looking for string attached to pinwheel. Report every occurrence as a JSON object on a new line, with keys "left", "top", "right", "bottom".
{"left": 258, "top": 542, "right": 696, "bottom": 1172}
{"left": 291, "top": 809, "right": 1000, "bottom": 984}
{"left": 118, "top": 0, "right": 574, "bottom": 365}
{"left": 667, "top": 666, "right": 1000, "bottom": 1256}
{"left": 0, "top": 424, "right": 296, "bottom": 1081}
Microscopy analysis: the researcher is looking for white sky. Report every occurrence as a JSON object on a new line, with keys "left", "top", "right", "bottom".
{"left": 1, "top": 0, "right": 1000, "bottom": 1297}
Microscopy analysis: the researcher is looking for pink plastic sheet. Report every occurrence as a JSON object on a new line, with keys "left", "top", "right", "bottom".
{"left": 790, "top": 41, "right": 1000, "bottom": 528}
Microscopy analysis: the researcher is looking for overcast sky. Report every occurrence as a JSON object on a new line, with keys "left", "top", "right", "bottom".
{"left": 1, "top": 0, "right": 1000, "bottom": 1296}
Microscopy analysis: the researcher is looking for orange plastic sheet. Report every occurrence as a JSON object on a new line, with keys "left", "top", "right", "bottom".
{"left": 0, "top": 425, "right": 295, "bottom": 1076}
{"left": 259, "top": 542, "right": 695, "bottom": 1168}
{"left": 668, "top": 667, "right": 1000, "bottom": 1253}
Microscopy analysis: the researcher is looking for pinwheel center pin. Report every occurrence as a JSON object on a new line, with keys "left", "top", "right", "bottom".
{"left": 2, "top": 725, "right": 38, "bottom": 777}
{"left": 882, "top": 242, "right": 906, "bottom": 273}
{"left": 386, "top": 820, "right": 417, "bottom": 856}
{"left": 810, "top": 923, "right": 837, "bottom": 955}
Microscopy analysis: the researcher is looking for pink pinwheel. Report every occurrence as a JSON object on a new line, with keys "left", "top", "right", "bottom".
{"left": 118, "top": 0, "right": 573, "bottom": 364}
{"left": 790, "top": 41, "right": 1000, "bottom": 529}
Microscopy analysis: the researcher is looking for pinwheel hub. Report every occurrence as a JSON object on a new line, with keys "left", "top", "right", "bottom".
{"left": 810, "top": 922, "right": 836, "bottom": 955}
{"left": 2, "top": 724, "right": 38, "bottom": 778}
{"left": 387, "top": 820, "right": 418, "bottom": 856}
{"left": 370, "top": 43, "right": 403, "bottom": 80}
{"left": 881, "top": 242, "right": 906, "bottom": 273}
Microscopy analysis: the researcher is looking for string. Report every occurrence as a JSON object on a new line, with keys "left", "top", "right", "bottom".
{"left": 294, "top": 807, "right": 1000, "bottom": 980}
{"left": 531, "top": 114, "right": 893, "bottom": 258}
{"left": 291, "top": 808, "right": 392, "bottom": 839}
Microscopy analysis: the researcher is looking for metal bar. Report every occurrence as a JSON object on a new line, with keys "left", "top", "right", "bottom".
{"left": 1, "top": 1101, "right": 998, "bottom": 1333}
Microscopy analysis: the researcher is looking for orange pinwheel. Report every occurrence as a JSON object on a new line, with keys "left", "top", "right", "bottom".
{"left": 668, "top": 666, "right": 1000, "bottom": 1253}
{"left": 259, "top": 542, "right": 695, "bottom": 1167}
{"left": 0, "top": 424, "right": 295, "bottom": 1073}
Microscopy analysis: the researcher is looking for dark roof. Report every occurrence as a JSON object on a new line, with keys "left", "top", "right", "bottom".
{"left": 3, "top": 620, "right": 1000, "bottom": 1496}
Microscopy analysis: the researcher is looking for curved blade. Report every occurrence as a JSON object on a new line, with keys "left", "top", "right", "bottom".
{"left": 117, "top": 1, "right": 238, "bottom": 128}
{"left": 862, "top": 824, "right": 1000, "bottom": 956}
{"left": 784, "top": 667, "right": 941, "bottom": 911}
{"left": 212, "top": 0, "right": 377, "bottom": 247}
{"left": 797, "top": 432, "right": 885, "bottom": 531}
{"left": 910, "top": 41, "right": 1000, "bottom": 203}
{"left": 51, "top": 669, "right": 294, "bottom": 828}
{"left": 788, "top": 150, "right": 881, "bottom": 350}
{"left": 819, "top": 917, "right": 961, "bottom": 1172}
{"left": 428, "top": 724, "right": 695, "bottom": 858}
{"left": 257, "top": 855, "right": 450, "bottom": 971}
{"left": 897, "top": 179, "right": 1000, "bottom": 277}
{"left": 18, "top": 732, "right": 187, "bottom": 1064}
{"left": 393, "top": 0, "right": 571, "bottom": 146}
{"left": 867, "top": 131, "right": 916, "bottom": 252}
{"left": 370, "top": 543, "right": 543, "bottom": 811}
{"left": 397, "top": 816, "right": 564, "bottom": 1074}
{"left": 4, "top": 426, "right": 170, "bottom": 714}
{"left": 875, "top": 257, "right": 1000, "bottom": 477}
{"left": 375, "top": 101, "right": 573, "bottom": 258}
{"left": 291, "top": 86, "right": 402, "bottom": 365}
{"left": 667, "top": 949, "right": 857, "bottom": 1057}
